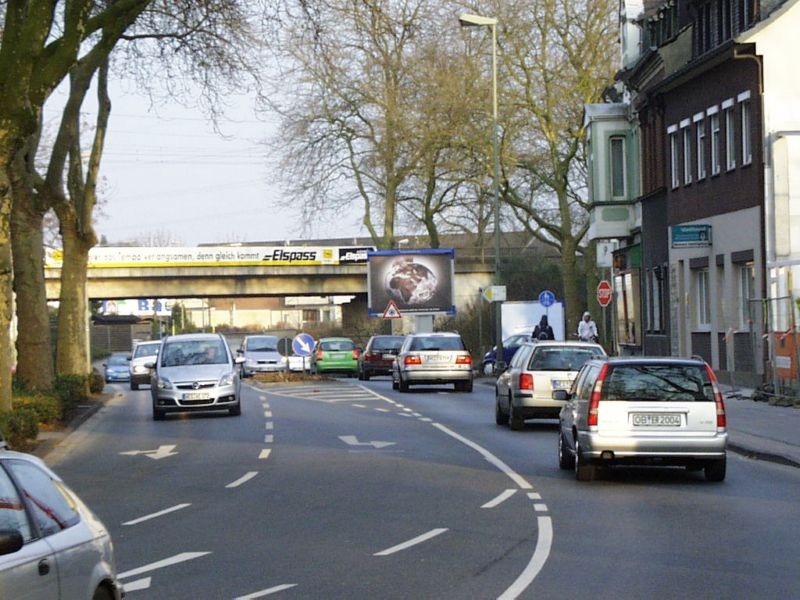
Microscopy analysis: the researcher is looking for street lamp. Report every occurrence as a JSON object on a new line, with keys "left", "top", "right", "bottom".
{"left": 460, "top": 13, "right": 504, "bottom": 372}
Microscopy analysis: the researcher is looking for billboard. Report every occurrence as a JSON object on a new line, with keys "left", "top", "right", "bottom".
{"left": 367, "top": 249, "right": 455, "bottom": 316}
{"left": 671, "top": 225, "right": 711, "bottom": 248}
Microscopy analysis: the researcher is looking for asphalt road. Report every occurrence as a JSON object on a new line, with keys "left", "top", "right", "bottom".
{"left": 48, "top": 377, "right": 800, "bottom": 599}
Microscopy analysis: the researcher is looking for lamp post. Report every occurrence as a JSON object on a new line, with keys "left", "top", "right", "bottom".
{"left": 460, "top": 13, "right": 504, "bottom": 372}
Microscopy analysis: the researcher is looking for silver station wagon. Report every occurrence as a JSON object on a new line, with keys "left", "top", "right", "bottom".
{"left": 556, "top": 357, "right": 728, "bottom": 482}
{"left": 392, "top": 332, "right": 474, "bottom": 392}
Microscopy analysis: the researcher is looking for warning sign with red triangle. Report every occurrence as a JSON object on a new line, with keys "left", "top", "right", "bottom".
{"left": 382, "top": 300, "right": 402, "bottom": 319}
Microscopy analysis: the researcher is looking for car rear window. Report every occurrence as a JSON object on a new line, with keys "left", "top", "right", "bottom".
{"left": 134, "top": 344, "right": 159, "bottom": 358}
{"left": 246, "top": 337, "right": 278, "bottom": 352}
{"left": 528, "top": 348, "right": 605, "bottom": 372}
{"left": 321, "top": 340, "right": 355, "bottom": 351}
{"left": 603, "top": 364, "right": 713, "bottom": 402}
{"left": 409, "top": 336, "right": 465, "bottom": 351}
{"left": 371, "top": 337, "right": 404, "bottom": 351}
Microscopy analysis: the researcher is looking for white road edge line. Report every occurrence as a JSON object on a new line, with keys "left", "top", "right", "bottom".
{"left": 123, "top": 503, "right": 191, "bottom": 526}
{"left": 121, "top": 577, "right": 151, "bottom": 592}
{"left": 226, "top": 471, "right": 258, "bottom": 488}
{"left": 118, "top": 552, "right": 211, "bottom": 580}
{"left": 233, "top": 584, "right": 298, "bottom": 599}
{"left": 482, "top": 489, "right": 517, "bottom": 509}
{"left": 374, "top": 528, "right": 449, "bottom": 556}
{"left": 498, "top": 517, "right": 553, "bottom": 600}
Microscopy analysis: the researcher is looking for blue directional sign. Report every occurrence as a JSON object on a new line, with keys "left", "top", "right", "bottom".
{"left": 292, "top": 333, "right": 316, "bottom": 357}
{"left": 539, "top": 290, "right": 556, "bottom": 307}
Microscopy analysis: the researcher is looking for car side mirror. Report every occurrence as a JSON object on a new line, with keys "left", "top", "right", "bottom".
{"left": 237, "top": 348, "right": 243, "bottom": 354}
{"left": 553, "top": 389, "right": 570, "bottom": 401}
{"left": 144, "top": 361, "right": 155, "bottom": 369}
{"left": 234, "top": 356, "right": 245, "bottom": 364}
{"left": 0, "top": 529, "right": 24, "bottom": 556}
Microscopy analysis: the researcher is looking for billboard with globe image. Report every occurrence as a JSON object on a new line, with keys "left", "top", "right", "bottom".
{"left": 367, "top": 249, "right": 456, "bottom": 316}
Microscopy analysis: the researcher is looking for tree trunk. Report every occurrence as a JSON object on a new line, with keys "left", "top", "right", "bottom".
{"left": 0, "top": 165, "right": 13, "bottom": 411}
{"left": 55, "top": 224, "right": 91, "bottom": 378}
{"left": 10, "top": 162, "right": 53, "bottom": 391}
{"left": 561, "top": 236, "right": 581, "bottom": 339}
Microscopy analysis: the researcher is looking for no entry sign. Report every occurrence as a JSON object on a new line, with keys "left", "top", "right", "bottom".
{"left": 597, "top": 280, "right": 612, "bottom": 307}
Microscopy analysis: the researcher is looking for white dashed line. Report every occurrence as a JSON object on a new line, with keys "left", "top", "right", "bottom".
{"left": 123, "top": 503, "right": 191, "bottom": 526}
{"left": 528, "top": 492, "right": 542, "bottom": 500}
{"left": 374, "top": 408, "right": 390, "bottom": 413}
{"left": 264, "top": 435, "right": 274, "bottom": 443}
{"left": 259, "top": 449, "right": 272, "bottom": 460}
{"left": 264, "top": 411, "right": 272, "bottom": 418}
{"left": 374, "top": 528, "right": 449, "bottom": 556}
{"left": 265, "top": 422, "right": 274, "bottom": 430}
{"left": 118, "top": 552, "right": 211, "bottom": 580}
{"left": 482, "top": 489, "right": 517, "bottom": 509}
{"left": 498, "top": 517, "right": 553, "bottom": 600}
{"left": 226, "top": 472, "right": 258, "bottom": 488}
{"left": 534, "top": 504, "right": 548, "bottom": 512}
{"left": 234, "top": 584, "right": 298, "bottom": 599}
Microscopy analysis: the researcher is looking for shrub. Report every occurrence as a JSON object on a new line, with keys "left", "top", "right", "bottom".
{"left": 54, "top": 374, "right": 89, "bottom": 414}
{"left": 89, "top": 368, "right": 105, "bottom": 394}
{"left": 12, "top": 393, "right": 62, "bottom": 424}
{"left": 0, "top": 408, "right": 39, "bottom": 449}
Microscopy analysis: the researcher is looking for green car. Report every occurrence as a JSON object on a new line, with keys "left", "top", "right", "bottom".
{"left": 312, "top": 337, "right": 359, "bottom": 376}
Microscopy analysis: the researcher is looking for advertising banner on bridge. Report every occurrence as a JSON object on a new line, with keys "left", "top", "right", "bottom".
{"left": 367, "top": 249, "right": 456, "bottom": 316}
{"left": 44, "top": 246, "right": 374, "bottom": 268}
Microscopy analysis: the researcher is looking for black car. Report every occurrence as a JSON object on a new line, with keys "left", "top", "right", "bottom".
{"left": 358, "top": 335, "right": 405, "bottom": 380}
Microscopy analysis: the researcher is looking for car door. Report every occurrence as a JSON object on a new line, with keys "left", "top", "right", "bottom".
{"left": 0, "top": 462, "right": 60, "bottom": 600}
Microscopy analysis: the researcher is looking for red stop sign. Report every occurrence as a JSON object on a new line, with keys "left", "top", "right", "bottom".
{"left": 597, "top": 280, "right": 612, "bottom": 307}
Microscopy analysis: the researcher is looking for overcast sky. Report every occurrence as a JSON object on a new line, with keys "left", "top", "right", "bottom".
{"left": 45, "top": 83, "right": 366, "bottom": 248}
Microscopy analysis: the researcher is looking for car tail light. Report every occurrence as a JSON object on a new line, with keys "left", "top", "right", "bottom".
{"left": 455, "top": 355, "right": 472, "bottom": 365}
{"left": 588, "top": 363, "right": 610, "bottom": 427}
{"left": 519, "top": 373, "right": 533, "bottom": 390}
{"left": 315, "top": 349, "right": 324, "bottom": 360}
{"left": 705, "top": 364, "right": 727, "bottom": 429}
{"left": 352, "top": 349, "right": 360, "bottom": 359}
{"left": 404, "top": 355, "right": 422, "bottom": 365}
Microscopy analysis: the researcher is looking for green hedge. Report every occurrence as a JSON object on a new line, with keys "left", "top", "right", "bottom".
{"left": 0, "top": 408, "right": 39, "bottom": 449}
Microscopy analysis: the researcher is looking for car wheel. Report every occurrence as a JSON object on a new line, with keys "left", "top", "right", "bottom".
{"left": 398, "top": 374, "right": 409, "bottom": 392}
{"left": 704, "top": 457, "right": 726, "bottom": 482}
{"left": 558, "top": 432, "right": 575, "bottom": 470}
{"left": 229, "top": 402, "right": 242, "bottom": 417}
{"left": 392, "top": 374, "right": 399, "bottom": 390}
{"left": 92, "top": 585, "right": 115, "bottom": 600}
{"left": 574, "top": 440, "right": 596, "bottom": 482}
{"left": 153, "top": 407, "right": 165, "bottom": 421}
{"left": 508, "top": 395, "right": 524, "bottom": 430}
{"left": 362, "top": 370, "right": 370, "bottom": 381}
{"left": 494, "top": 391, "right": 508, "bottom": 425}
{"left": 483, "top": 362, "right": 494, "bottom": 376}
{"left": 130, "top": 382, "right": 139, "bottom": 391}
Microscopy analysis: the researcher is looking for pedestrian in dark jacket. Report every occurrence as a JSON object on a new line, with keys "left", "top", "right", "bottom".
{"left": 532, "top": 315, "right": 555, "bottom": 340}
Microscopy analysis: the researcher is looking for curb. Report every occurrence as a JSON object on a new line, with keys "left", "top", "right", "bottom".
{"left": 31, "top": 393, "right": 114, "bottom": 460}
{"left": 727, "top": 443, "right": 800, "bottom": 469}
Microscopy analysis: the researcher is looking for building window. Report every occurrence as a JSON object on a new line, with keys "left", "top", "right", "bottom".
{"left": 647, "top": 265, "right": 665, "bottom": 333}
{"left": 695, "top": 116, "right": 707, "bottom": 180}
{"left": 682, "top": 124, "right": 692, "bottom": 185}
{"left": 739, "top": 262, "right": 755, "bottom": 330}
{"left": 609, "top": 136, "right": 626, "bottom": 199}
{"left": 738, "top": 0, "right": 755, "bottom": 33}
{"left": 710, "top": 112, "right": 721, "bottom": 175}
{"left": 696, "top": 268, "right": 711, "bottom": 327}
{"left": 719, "top": 0, "right": 733, "bottom": 41}
{"left": 740, "top": 97, "right": 752, "bottom": 165}
{"left": 724, "top": 103, "right": 736, "bottom": 171}
{"left": 669, "top": 126, "right": 679, "bottom": 188}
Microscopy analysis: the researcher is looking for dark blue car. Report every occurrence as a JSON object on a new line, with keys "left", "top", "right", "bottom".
{"left": 482, "top": 334, "right": 532, "bottom": 375}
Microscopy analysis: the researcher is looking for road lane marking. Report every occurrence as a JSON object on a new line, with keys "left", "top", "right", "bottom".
{"left": 432, "top": 423, "right": 533, "bottom": 490}
{"left": 119, "top": 444, "right": 178, "bottom": 460}
{"left": 226, "top": 472, "right": 258, "bottom": 488}
{"left": 264, "top": 435, "right": 274, "bottom": 443}
{"left": 418, "top": 417, "right": 433, "bottom": 422}
{"left": 528, "top": 492, "right": 542, "bottom": 500}
{"left": 534, "top": 504, "right": 548, "bottom": 512}
{"left": 374, "top": 528, "right": 449, "bottom": 556}
{"left": 339, "top": 435, "right": 396, "bottom": 449}
{"left": 122, "top": 577, "right": 151, "bottom": 592}
{"left": 259, "top": 449, "right": 272, "bottom": 460}
{"left": 118, "top": 552, "right": 211, "bottom": 579}
{"left": 264, "top": 411, "right": 272, "bottom": 418}
{"left": 352, "top": 403, "right": 367, "bottom": 408}
{"left": 234, "top": 584, "right": 298, "bottom": 599}
{"left": 374, "top": 408, "right": 390, "bottom": 413}
{"left": 482, "top": 489, "right": 517, "bottom": 509}
{"left": 123, "top": 503, "right": 191, "bottom": 526}
{"left": 265, "top": 422, "right": 274, "bottom": 430}
{"left": 498, "top": 517, "right": 553, "bottom": 600}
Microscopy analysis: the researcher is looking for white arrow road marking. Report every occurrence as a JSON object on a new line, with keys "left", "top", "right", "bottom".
{"left": 123, "top": 503, "right": 191, "bottom": 526}
{"left": 118, "top": 552, "right": 210, "bottom": 580}
{"left": 374, "top": 528, "right": 448, "bottom": 556}
{"left": 226, "top": 471, "right": 258, "bottom": 488}
{"left": 121, "top": 577, "right": 151, "bottom": 592}
{"left": 339, "top": 435, "right": 396, "bottom": 449}
{"left": 119, "top": 445, "right": 178, "bottom": 460}
{"left": 482, "top": 489, "right": 517, "bottom": 509}
{"left": 233, "top": 584, "right": 298, "bottom": 599}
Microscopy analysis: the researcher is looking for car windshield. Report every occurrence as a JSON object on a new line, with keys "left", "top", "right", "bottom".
{"left": 371, "top": 337, "right": 404, "bottom": 351}
{"left": 245, "top": 337, "right": 278, "bottom": 352}
{"left": 161, "top": 340, "right": 228, "bottom": 366}
{"left": 409, "top": 336, "right": 465, "bottom": 351}
{"left": 603, "top": 364, "right": 713, "bottom": 402}
{"left": 107, "top": 354, "right": 128, "bottom": 366}
{"left": 505, "top": 335, "right": 531, "bottom": 348}
{"left": 134, "top": 344, "right": 159, "bottom": 358}
{"left": 321, "top": 340, "right": 355, "bottom": 351}
{"left": 528, "top": 348, "right": 604, "bottom": 371}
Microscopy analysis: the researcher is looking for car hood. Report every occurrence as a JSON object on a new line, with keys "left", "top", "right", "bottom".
{"left": 158, "top": 364, "right": 233, "bottom": 382}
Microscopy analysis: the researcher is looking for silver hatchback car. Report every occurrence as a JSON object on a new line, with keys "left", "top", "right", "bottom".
{"left": 495, "top": 341, "right": 606, "bottom": 429}
{"left": 149, "top": 333, "right": 244, "bottom": 420}
{"left": 392, "top": 332, "right": 473, "bottom": 392}
{"left": 237, "top": 334, "right": 285, "bottom": 377}
{"left": 556, "top": 357, "right": 728, "bottom": 481}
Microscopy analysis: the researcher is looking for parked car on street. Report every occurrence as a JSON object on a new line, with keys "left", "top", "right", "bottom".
{"left": 311, "top": 337, "right": 359, "bottom": 376}
{"left": 556, "top": 357, "right": 728, "bottom": 482}
{"left": 237, "top": 334, "right": 285, "bottom": 376}
{"left": 481, "top": 333, "right": 533, "bottom": 375}
{"left": 392, "top": 332, "right": 473, "bottom": 392}
{"left": 0, "top": 451, "right": 124, "bottom": 599}
{"left": 149, "top": 333, "right": 244, "bottom": 420}
{"left": 358, "top": 335, "right": 405, "bottom": 380}
{"left": 495, "top": 340, "right": 606, "bottom": 429}
{"left": 102, "top": 352, "right": 131, "bottom": 383}
{"left": 128, "top": 339, "right": 161, "bottom": 390}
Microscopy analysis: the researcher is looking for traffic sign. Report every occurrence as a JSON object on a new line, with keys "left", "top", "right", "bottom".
{"left": 292, "top": 333, "right": 316, "bottom": 357}
{"left": 597, "top": 280, "right": 612, "bottom": 307}
{"left": 482, "top": 285, "right": 507, "bottom": 303}
{"left": 382, "top": 300, "right": 402, "bottom": 319}
{"left": 539, "top": 290, "right": 555, "bottom": 307}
